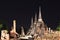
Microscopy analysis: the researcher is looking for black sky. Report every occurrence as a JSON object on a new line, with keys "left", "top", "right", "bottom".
{"left": 0, "top": 0, "right": 60, "bottom": 33}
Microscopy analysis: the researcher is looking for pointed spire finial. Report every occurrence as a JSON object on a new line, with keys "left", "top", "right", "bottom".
{"left": 39, "top": 6, "right": 41, "bottom": 19}
{"left": 34, "top": 13, "right": 37, "bottom": 24}
{"left": 21, "top": 26, "right": 25, "bottom": 36}
{"left": 30, "top": 17, "right": 33, "bottom": 28}
{"left": 35, "top": 13, "right": 37, "bottom": 22}
{"left": 38, "top": 6, "right": 42, "bottom": 21}
{"left": 13, "top": 20, "right": 16, "bottom": 32}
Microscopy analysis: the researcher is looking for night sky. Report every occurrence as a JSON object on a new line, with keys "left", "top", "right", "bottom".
{"left": 0, "top": 0, "right": 60, "bottom": 33}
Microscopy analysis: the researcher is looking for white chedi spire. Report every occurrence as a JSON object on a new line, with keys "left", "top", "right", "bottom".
{"left": 27, "top": 17, "right": 34, "bottom": 35}
{"left": 34, "top": 13, "right": 37, "bottom": 24}
{"left": 13, "top": 20, "right": 16, "bottom": 33}
{"left": 30, "top": 17, "right": 34, "bottom": 28}
{"left": 10, "top": 20, "right": 19, "bottom": 35}
{"left": 38, "top": 7, "right": 42, "bottom": 22}
{"left": 21, "top": 26, "right": 25, "bottom": 36}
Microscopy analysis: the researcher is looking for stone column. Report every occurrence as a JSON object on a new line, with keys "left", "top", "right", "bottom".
{"left": 13, "top": 20, "right": 16, "bottom": 33}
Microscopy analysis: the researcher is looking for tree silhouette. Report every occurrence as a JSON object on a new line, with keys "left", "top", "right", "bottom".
{"left": 56, "top": 23, "right": 60, "bottom": 31}
{"left": 0, "top": 24, "right": 9, "bottom": 36}
{"left": 0, "top": 24, "right": 3, "bottom": 31}
{"left": 2, "top": 24, "right": 8, "bottom": 31}
{"left": 0, "top": 24, "right": 3, "bottom": 36}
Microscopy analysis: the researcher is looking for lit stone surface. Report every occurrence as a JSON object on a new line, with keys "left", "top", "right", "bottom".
{"left": 38, "top": 19, "right": 42, "bottom": 22}
{"left": 13, "top": 20, "right": 16, "bottom": 32}
{"left": 1, "top": 7, "right": 60, "bottom": 40}
{"left": 6, "top": 34, "right": 9, "bottom": 40}
{"left": 1, "top": 30, "right": 9, "bottom": 40}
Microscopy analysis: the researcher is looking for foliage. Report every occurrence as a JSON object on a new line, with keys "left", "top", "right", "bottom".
{"left": 56, "top": 24, "right": 60, "bottom": 31}
{"left": 0, "top": 24, "right": 3, "bottom": 30}
{"left": 0, "top": 24, "right": 8, "bottom": 31}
